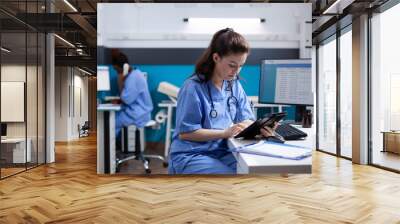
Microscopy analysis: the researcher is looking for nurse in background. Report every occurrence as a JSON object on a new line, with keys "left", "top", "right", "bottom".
{"left": 168, "top": 28, "right": 277, "bottom": 174}
{"left": 112, "top": 52, "right": 153, "bottom": 137}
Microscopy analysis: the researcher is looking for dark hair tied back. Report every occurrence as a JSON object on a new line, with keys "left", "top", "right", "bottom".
{"left": 112, "top": 52, "right": 129, "bottom": 70}
{"left": 194, "top": 28, "right": 249, "bottom": 82}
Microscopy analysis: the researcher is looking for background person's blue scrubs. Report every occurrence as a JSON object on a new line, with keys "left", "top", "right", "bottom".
{"left": 168, "top": 75, "right": 255, "bottom": 174}
{"left": 115, "top": 69, "right": 153, "bottom": 137}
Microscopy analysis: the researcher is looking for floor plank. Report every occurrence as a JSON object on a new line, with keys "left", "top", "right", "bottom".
{"left": 1, "top": 134, "right": 400, "bottom": 223}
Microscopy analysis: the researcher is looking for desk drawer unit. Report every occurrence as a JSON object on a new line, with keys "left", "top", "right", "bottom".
{"left": 383, "top": 132, "right": 400, "bottom": 154}
{"left": 127, "top": 126, "right": 137, "bottom": 152}
{"left": 0, "top": 140, "right": 31, "bottom": 165}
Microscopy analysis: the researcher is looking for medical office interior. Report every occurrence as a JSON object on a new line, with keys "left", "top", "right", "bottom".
{"left": 0, "top": 0, "right": 400, "bottom": 222}
{"left": 97, "top": 3, "right": 315, "bottom": 174}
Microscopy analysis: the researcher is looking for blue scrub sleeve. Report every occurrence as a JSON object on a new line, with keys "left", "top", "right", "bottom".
{"left": 176, "top": 84, "right": 203, "bottom": 134}
{"left": 120, "top": 74, "right": 143, "bottom": 105}
{"left": 236, "top": 81, "right": 255, "bottom": 122}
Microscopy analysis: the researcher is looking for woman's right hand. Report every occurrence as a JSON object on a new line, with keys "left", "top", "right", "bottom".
{"left": 223, "top": 123, "right": 246, "bottom": 139}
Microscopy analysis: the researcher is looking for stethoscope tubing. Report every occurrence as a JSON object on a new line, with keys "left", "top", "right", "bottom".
{"left": 207, "top": 80, "right": 238, "bottom": 119}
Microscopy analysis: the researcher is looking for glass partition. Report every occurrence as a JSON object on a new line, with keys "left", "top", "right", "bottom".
{"left": 370, "top": 3, "right": 400, "bottom": 171}
{"left": 317, "top": 36, "right": 337, "bottom": 155}
{"left": 38, "top": 32, "right": 45, "bottom": 165}
{"left": 1, "top": 31, "right": 28, "bottom": 177}
{"left": 0, "top": 1, "right": 46, "bottom": 179}
{"left": 27, "top": 30, "right": 38, "bottom": 169}
{"left": 339, "top": 28, "right": 352, "bottom": 158}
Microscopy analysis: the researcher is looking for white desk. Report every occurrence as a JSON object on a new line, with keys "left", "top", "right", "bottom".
{"left": 1, "top": 138, "right": 31, "bottom": 163}
{"left": 158, "top": 98, "right": 291, "bottom": 161}
{"left": 228, "top": 126, "right": 314, "bottom": 174}
{"left": 97, "top": 104, "right": 121, "bottom": 174}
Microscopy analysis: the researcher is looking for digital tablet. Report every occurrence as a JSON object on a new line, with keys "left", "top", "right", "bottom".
{"left": 234, "top": 112, "right": 287, "bottom": 139}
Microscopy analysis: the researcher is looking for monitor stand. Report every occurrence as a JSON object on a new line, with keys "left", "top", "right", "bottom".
{"left": 295, "top": 106, "right": 313, "bottom": 128}
{"left": 295, "top": 105, "right": 306, "bottom": 124}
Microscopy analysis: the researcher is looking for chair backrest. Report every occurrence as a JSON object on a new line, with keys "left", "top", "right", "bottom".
{"left": 82, "top": 121, "right": 90, "bottom": 129}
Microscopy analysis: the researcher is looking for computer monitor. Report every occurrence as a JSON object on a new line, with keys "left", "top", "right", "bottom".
{"left": 259, "top": 59, "right": 313, "bottom": 106}
{"left": 97, "top": 66, "right": 111, "bottom": 91}
{"left": 1, "top": 123, "right": 7, "bottom": 137}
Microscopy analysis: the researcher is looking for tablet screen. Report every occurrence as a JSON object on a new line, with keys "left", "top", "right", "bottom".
{"left": 234, "top": 112, "right": 286, "bottom": 139}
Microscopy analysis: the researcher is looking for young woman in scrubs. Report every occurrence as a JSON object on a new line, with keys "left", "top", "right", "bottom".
{"left": 168, "top": 28, "right": 277, "bottom": 174}
{"left": 112, "top": 52, "right": 153, "bottom": 137}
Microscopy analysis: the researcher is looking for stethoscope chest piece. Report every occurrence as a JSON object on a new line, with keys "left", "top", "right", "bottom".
{"left": 210, "top": 109, "right": 218, "bottom": 118}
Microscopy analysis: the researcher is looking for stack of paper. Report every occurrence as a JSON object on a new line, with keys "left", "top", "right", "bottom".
{"left": 232, "top": 141, "right": 312, "bottom": 160}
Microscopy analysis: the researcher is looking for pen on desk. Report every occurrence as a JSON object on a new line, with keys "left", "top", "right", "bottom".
{"left": 230, "top": 140, "right": 264, "bottom": 152}
{"left": 243, "top": 141, "right": 264, "bottom": 147}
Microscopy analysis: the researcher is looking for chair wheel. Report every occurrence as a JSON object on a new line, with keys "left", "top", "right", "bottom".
{"left": 145, "top": 158, "right": 151, "bottom": 163}
{"left": 116, "top": 166, "right": 120, "bottom": 173}
{"left": 145, "top": 169, "right": 151, "bottom": 174}
{"left": 163, "top": 162, "right": 169, "bottom": 168}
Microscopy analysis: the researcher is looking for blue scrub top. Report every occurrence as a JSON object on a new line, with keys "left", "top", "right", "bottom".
{"left": 116, "top": 69, "right": 153, "bottom": 136}
{"left": 170, "top": 74, "right": 255, "bottom": 156}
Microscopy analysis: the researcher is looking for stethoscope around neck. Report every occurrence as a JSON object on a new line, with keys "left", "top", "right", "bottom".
{"left": 206, "top": 80, "right": 239, "bottom": 119}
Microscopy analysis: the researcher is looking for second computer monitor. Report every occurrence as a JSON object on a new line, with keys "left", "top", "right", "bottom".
{"left": 1, "top": 123, "right": 7, "bottom": 137}
{"left": 97, "top": 66, "right": 111, "bottom": 91}
{"left": 259, "top": 59, "right": 313, "bottom": 106}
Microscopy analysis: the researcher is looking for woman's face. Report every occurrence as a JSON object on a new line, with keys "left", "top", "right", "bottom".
{"left": 213, "top": 52, "right": 247, "bottom": 81}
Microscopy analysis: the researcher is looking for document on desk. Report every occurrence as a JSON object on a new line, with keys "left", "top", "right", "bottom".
{"left": 97, "top": 104, "right": 121, "bottom": 111}
{"left": 231, "top": 141, "right": 312, "bottom": 160}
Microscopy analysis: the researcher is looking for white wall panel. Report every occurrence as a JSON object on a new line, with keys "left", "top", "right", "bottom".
{"left": 98, "top": 3, "right": 311, "bottom": 54}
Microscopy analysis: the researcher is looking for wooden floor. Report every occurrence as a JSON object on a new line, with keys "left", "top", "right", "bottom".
{"left": 372, "top": 151, "right": 400, "bottom": 171}
{"left": 1, "top": 135, "right": 400, "bottom": 223}
{"left": 1, "top": 167, "right": 26, "bottom": 178}
{"left": 118, "top": 141, "right": 168, "bottom": 174}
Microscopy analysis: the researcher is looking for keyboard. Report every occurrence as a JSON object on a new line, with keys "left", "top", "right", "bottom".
{"left": 275, "top": 124, "right": 307, "bottom": 140}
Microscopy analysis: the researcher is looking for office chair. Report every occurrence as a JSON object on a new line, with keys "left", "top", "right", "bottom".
{"left": 116, "top": 121, "right": 168, "bottom": 174}
{"left": 78, "top": 121, "right": 90, "bottom": 138}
